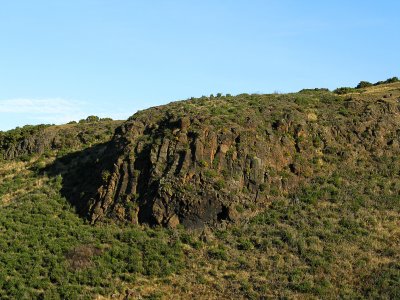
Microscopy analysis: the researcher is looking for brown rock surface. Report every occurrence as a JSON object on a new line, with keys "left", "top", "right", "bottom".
{"left": 44, "top": 83, "right": 400, "bottom": 228}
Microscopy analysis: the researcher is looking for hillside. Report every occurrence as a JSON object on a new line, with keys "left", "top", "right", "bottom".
{"left": 69, "top": 81, "right": 400, "bottom": 229}
{"left": 0, "top": 82, "right": 399, "bottom": 299}
{"left": 0, "top": 118, "right": 123, "bottom": 160}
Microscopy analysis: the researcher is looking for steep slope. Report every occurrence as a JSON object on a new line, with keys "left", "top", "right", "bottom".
{"left": 66, "top": 82, "right": 400, "bottom": 229}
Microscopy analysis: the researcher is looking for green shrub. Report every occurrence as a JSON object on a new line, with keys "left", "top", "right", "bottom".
{"left": 215, "top": 179, "right": 225, "bottom": 190}
{"left": 101, "top": 170, "right": 111, "bottom": 182}
{"left": 198, "top": 160, "right": 208, "bottom": 168}
{"left": 362, "top": 263, "right": 400, "bottom": 299}
{"left": 375, "top": 76, "right": 399, "bottom": 85}
{"left": 237, "top": 238, "right": 254, "bottom": 250}
{"left": 333, "top": 87, "right": 356, "bottom": 95}
{"left": 356, "top": 81, "right": 373, "bottom": 89}
{"left": 0, "top": 174, "right": 184, "bottom": 298}
{"left": 204, "top": 169, "right": 217, "bottom": 178}
{"left": 86, "top": 115, "right": 100, "bottom": 123}
{"left": 208, "top": 246, "right": 228, "bottom": 260}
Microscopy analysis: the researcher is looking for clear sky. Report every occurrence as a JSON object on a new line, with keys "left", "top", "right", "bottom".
{"left": 0, "top": 0, "right": 399, "bottom": 130}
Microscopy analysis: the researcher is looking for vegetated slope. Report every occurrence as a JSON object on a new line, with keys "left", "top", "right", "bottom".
{"left": 0, "top": 118, "right": 123, "bottom": 160}
{"left": 71, "top": 82, "right": 400, "bottom": 230}
{"left": 0, "top": 82, "right": 399, "bottom": 299}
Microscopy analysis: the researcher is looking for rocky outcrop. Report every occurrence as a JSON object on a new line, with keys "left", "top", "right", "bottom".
{"left": 1, "top": 121, "right": 122, "bottom": 160}
{"left": 70, "top": 84, "right": 400, "bottom": 229}
{"left": 3, "top": 130, "right": 58, "bottom": 160}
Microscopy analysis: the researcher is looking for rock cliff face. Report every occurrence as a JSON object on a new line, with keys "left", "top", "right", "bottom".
{"left": 3, "top": 131, "right": 55, "bottom": 160}
{"left": 75, "top": 83, "right": 400, "bottom": 228}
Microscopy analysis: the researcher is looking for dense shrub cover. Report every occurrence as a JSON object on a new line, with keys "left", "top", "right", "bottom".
{"left": 0, "top": 80, "right": 399, "bottom": 298}
{"left": 0, "top": 172, "right": 183, "bottom": 299}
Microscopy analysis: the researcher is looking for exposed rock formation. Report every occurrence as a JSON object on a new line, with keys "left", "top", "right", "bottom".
{"left": 1, "top": 121, "right": 122, "bottom": 160}
{"left": 70, "top": 83, "right": 400, "bottom": 228}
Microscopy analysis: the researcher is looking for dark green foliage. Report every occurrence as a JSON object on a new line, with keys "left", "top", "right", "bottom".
{"left": 362, "top": 263, "right": 400, "bottom": 299}
{"left": 386, "top": 76, "right": 399, "bottom": 83}
{"left": 333, "top": 87, "right": 357, "bottom": 94}
{"left": 331, "top": 77, "right": 400, "bottom": 95}
{"left": 237, "top": 238, "right": 254, "bottom": 250}
{"left": 100, "top": 117, "right": 113, "bottom": 121}
{"left": 299, "top": 88, "right": 330, "bottom": 93}
{"left": 85, "top": 115, "right": 100, "bottom": 123}
{"left": 356, "top": 81, "right": 373, "bottom": 88}
{"left": 214, "top": 179, "right": 225, "bottom": 190}
{"left": 0, "top": 124, "right": 51, "bottom": 152}
{"left": 0, "top": 119, "right": 121, "bottom": 161}
{"left": 0, "top": 173, "right": 183, "bottom": 299}
{"left": 208, "top": 246, "right": 228, "bottom": 260}
{"left": 79, "top": 115, "right": 101, "bottom": 123}
{"left": 338, "top": 106, "right": 350, "bottom": 116}
{"left": 374, "top": 76, "right": 399, "bottom": 85}
{"left": 335, "top": 77, "right": 400, "bottom": 93}
{"left": 331, "top": 77, "right": 399, "bottom": 93}
{"left": 0, "top": 78, "right": 399, "bottom": 298}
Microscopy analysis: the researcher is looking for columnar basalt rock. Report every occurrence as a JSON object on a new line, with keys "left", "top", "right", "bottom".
{"left": 57, "top": 84, "right": 400, "bottom": 228}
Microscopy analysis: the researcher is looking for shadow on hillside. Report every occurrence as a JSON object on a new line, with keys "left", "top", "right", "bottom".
{"left": 44, "top": 142, "right": 112, "bottom": 218}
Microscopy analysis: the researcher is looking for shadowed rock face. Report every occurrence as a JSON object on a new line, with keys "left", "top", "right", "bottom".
{"left": 86, "top": 119, "right": 314, "bottom": 229}
{"left": 86, "top": 117, "right": 269, "bottom": 228}
{"left": 74, "top": 84, "right": 400, "bottom": 228}
{"left": 3, "top": 131, "right": 57, "bottom": 160}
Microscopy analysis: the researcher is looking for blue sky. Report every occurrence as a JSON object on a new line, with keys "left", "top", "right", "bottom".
{"left": 0, "top": 0, "right": 399, "bottom": 130}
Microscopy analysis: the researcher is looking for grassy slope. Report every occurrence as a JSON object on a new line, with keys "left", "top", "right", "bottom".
{"left": 0, "top": 84, "right": 399, "bottom": 299}
{"left": 0, "top": 160, "right": 183, "bottom": 299}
